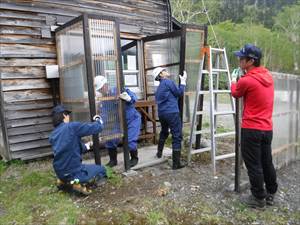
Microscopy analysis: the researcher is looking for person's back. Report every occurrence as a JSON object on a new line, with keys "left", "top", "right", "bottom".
{"left": 49, "top": 105, "right": 106, "bottom": 195}
{"left": 124, "top": 88, "right": 141, "bottom": 122}
{"left": 231, "top": 44, "right": 277, "bottom": 208}
{"left": 231, "top": 66, "right": 274, "bottom": 130}
{"left": 155, "top": 78, "right": 183, "bottom": 116}
{"left": 50, "top": 121, "right": 101, "bottom": 178}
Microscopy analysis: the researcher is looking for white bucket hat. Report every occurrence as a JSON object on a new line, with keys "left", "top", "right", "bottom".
{"left": 94, "top": 76, "right": 107, "bottom": 91}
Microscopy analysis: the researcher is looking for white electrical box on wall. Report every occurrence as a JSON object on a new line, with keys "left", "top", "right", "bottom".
{"left": 46, "top": 65, "right": 59, "bottom": 78}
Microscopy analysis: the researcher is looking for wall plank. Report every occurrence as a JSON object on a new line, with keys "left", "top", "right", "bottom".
{"left": 9, "top": 131, "right": 51, "bottom": 144}
{"left": 3, "top": 89, "right": 53, "bottom": 103}
{"left": 5, "top": 109, "right": 52, "bottom": 120}
{"left": 11, "top": 147, "right": 53, "bottom": 160}
{"left": 0, "top": 67, "right": 46, "bottom": 79}
{"left": 0, "top": 35, "right": 54, "bottom": 44}
{"left": 4, "top": 101, "right": 54, "bottom": 111}
{"left": 0, "top": 58, "right": 56, "bottom": 66}
{"left": 1, "top": 79, "right": 51, "bottom": 91}
{"left": 0, "top": 26, "right": 41, "bottom": 36}
{"left": 0, "top": 18, "right": 45, "bottom": 28}
{"left": 0, "top": 44, "right": 56, "bottom": 58}
{"left": 10, "top": 139, "right": 51, "bottom": 152}
{"left": 7, "top": 123, "right": 53, "bottom": 136}
{"left": 0, "top": 9, "right": 47, "bottom": 21}
{"left": 6, "top": 117, "right": 52, "bottom": 128}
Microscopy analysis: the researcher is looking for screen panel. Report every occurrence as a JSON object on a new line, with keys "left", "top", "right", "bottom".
{"left": 56, "top": 21, "right": 90, "bottom": 122}
{"left": 89, "top": 18, "right": 123, "bottom": 142}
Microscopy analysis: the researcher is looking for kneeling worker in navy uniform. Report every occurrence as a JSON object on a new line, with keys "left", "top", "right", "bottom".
{"left": 49, "top": 105, "right": 106, "bottom": 195}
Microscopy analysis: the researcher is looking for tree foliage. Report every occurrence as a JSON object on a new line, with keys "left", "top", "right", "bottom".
{"left": 170, "top": 0, "right": 300, "bottom": 74}
{"left": 274, "top": 2, "right": 300, "bottom": 71}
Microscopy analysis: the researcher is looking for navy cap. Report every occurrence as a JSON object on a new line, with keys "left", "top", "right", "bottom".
{"left": 52, "top": 105, "right": 71, "bottom": 115}
{"left": 234, "top": 44, "right": 262, "bottom": 60}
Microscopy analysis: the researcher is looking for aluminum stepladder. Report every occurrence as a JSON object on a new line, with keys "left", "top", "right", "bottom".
{"left": 188, "top": 46, "right": 236, "bottom": 174}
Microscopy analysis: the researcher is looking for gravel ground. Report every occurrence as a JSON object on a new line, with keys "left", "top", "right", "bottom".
{"left": 71, "top": 156, "right": 300, "bottom": 224}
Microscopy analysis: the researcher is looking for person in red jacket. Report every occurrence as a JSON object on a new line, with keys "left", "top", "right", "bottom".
{"left": 231, "top": 44, "right": 278, "bottom": 208}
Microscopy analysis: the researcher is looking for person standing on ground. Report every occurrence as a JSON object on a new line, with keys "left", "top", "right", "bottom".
{"left": 153, "top": 67, "right": 187, "bottom": 170}
{"left": 94, "top": 76, "right": 141, "bottom": 168}
{"left": 49, "top": 105, "right": 106, "bottom": 195}
{"left": 231, "top": 44, "right": 278, "bottom": 208}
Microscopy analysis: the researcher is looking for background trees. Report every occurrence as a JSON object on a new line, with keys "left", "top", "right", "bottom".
{"left": 170, "top": 0, "right": 300, "bottom": 74}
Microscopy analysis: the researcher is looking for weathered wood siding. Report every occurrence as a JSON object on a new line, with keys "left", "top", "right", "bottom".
{"left": 0, "top": 0, "right": 171, "bottom": 160}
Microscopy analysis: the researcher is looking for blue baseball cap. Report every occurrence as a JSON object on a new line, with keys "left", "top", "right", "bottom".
{"left": 52, "top": 105, "right": 71, "bottom": 115}
{"left": 234, "top": 44, "right": 262, "bottom": 60}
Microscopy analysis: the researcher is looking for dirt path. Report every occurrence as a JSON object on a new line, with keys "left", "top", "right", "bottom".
{"left": 72, "top": 158, "right": 300, "bottom": 225}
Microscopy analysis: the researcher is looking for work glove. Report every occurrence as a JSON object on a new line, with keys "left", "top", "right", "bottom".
{"left": 231, "top": 68, "right": 239, "bottom": 83}
{"left": 119, "top": 91, "right": 131, "bottom": 102}
{"left": 231, "top": 68, "right": 244, "bottom": 83}
{"left": 179, "top": 71, "right": 187, "bottom": 86}
{"left": 84, "top": 141, "right": 93, "bottom": 151}
{"left": 93, "top": 115, "right": 103, "bottom": 125}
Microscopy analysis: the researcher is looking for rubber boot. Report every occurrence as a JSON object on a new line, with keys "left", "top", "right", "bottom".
{"left": 156, "top": 140, "right": 165, "bottom": 158}
{"left": 106, "top": 148, "right": 118, "bottom": 167}
{"left": 172, "top": 150, "right": 185, "bottom": 170}
{"left": 130, "top": 150, "right": 139, "bottom": 168}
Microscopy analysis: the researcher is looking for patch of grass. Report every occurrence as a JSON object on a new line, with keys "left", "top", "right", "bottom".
{"left": 0, "top": 164, "right": 83, "bottom": 225}
{"left": 203, "top": 122, "right": 210, "bottom": 128}
{"left": 291, "top": 211, "right": 300, "bottom": 224}
{"left": 216, "top": 125, "right": 231, "bottom": 133}
{"left": 146, "top": 210, "right": 169, "bottom": 225}
{"left": 0, "top": 159, "right": 24, "bottom": 176}
{"left": 105, "top": 166, "right": 123, "bottom": 187}
{"left": 0, "top": 160, "right": 7, "bottom": 175}
{"left": 191, "top": 151, "right": 211, "bottom": 163}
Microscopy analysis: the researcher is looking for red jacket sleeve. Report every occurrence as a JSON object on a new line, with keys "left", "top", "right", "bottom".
{"left": 231, "top": 78, "right": 248, "bottom": 98}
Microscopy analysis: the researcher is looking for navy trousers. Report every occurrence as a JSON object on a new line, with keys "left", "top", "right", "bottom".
{"left": 158, "top": 112, "right": 182, "bottom": 151}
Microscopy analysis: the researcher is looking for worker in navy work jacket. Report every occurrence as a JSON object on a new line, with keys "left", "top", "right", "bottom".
{"left": 49, "top": 105, "right": 106, "bottom": 195}
{"left": 152, "top": 67, "right": 187, "bottom": 169}
{"left": 94, "top": 76, "right": 141, "bottom": 168}
{"left": 231, "top": 44, "right": 278, "bottom": 209}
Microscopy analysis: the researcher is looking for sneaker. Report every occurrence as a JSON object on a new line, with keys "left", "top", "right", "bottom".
{"left": 241, "top": 194, "right": 266, "bottom": 209}
{"left": 266, "top": 193, "right": 274, "bottom": 206}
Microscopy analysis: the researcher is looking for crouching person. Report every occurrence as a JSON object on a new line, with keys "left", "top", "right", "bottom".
{"left": 49, "top": 105, "right": 106, "bottom": 195}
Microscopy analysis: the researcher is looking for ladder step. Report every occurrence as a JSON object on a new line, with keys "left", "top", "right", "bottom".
{"left": 194, "top": 129, "right": 210, "bottom": 135}
{"left": 213, "top": 90, "right": 231, "bottom": 94}
{"left": 215, "top": 153, "right": 235, "bottom": 160}
{"left": 212, "top": 69, "right": 228, "bottom": 73}
{"left": 211, "top": 48, "right": 225, "bottom": 52}
{"left": 214, "top": 111, "right": 235, "bottom": 116}
{"left": 191, "top": 147, "right": 211, "bottom": 154}
{"left": 198, "top": 91, "right": 209, "bottom": 95}
{"left": 215, "top": 131, "right": 235, "bottom": 138}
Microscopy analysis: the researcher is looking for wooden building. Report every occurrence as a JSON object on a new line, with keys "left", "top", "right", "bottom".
{"left": 0, "top": 0, "right": 206, "bottom": 162}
